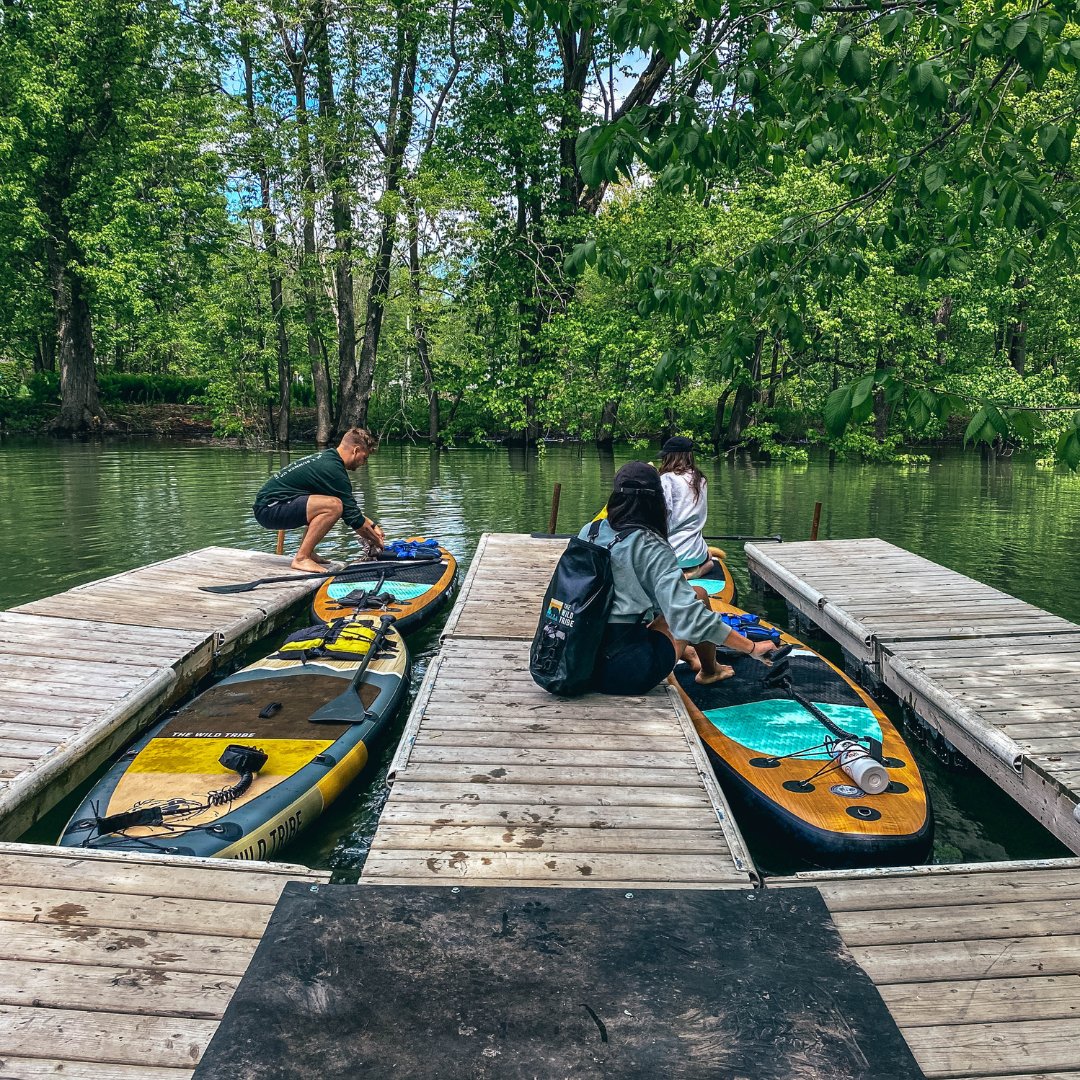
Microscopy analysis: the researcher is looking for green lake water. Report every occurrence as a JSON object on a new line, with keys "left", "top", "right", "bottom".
{"left": 2, "top": 437, "right": 1077, "bottom": 875}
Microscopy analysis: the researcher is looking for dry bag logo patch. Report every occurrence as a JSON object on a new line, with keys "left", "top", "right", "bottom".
{"left": 545, "top": 598, "right": 574, "bottom": 628}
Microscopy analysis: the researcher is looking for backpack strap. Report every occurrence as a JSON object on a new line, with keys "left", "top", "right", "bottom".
{"left": 586, "top": 517, "right": 635, "bottom": 550}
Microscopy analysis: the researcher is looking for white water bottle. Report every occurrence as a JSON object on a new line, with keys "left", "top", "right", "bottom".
{"left": 831, "top": 739, "right": 890, "bottom": 795}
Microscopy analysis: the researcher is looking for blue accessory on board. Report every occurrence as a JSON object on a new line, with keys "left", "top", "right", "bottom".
{"left": 720, "top": 612, "right": 782, "bottom": 645}
{"left": 385, "top": 538, "right": 441, "bottom": 559}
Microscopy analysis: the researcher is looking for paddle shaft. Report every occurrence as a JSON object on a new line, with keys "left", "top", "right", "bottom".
{"left": 201, "top": 557, "right": 442, "bottom": 593}
{"left": 704, "top": 534, "right": 783, "bottom": 543}
{"left": 347, "top": 613, "right": 396, "bottom": 695}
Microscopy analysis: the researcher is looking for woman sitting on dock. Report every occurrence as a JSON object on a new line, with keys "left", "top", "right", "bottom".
{"left": 585, "top": 462, "right": 775, "bottom": 694}
{"left": 658, "top": 436, "right": 714, "bottom": 579}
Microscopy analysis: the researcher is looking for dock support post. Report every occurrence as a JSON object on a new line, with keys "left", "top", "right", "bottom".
{"left": 810, "top": 501, "right": 822, "bottom": 540}
{"left": 276, "top": 530, "right": 285, "bottom": 556}
{"left": 548, "top": 483, "right": 562, "bottom": 534}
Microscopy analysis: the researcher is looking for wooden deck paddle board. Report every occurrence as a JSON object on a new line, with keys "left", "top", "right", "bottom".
{"left": 59, "top": 620, "right": 409, "bottom": 860}
{"left": 312, "top": 539, "right": 457, "bottom": 631}
{"left": 674, "top": 591, "right": 932, "bottom": 868}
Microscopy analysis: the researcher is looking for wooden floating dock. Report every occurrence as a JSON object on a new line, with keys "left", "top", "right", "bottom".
{"left": 0, "top": 547, "right": 321, "bottom": 839}
{"left": 0, "top": 841, "right": 327, "bottom": 1077}
{"left": 364, "top": 532, "right": 757, "bottom": 887}
{"left": 781, "top": 857, "right": 1080, "bottom": 1079}
{"left": 747, "top": 538, "right": 1080, "bottom": 854}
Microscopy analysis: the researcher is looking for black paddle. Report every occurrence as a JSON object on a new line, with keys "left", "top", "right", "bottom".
{"left": 200, "top": 558, "right": 442, "bottom": 594}
{"left": 704, "top": 534, "right": 783, "bottom": 543}
{"left": 309, "top": 613, "right": 396, "bottom": 724}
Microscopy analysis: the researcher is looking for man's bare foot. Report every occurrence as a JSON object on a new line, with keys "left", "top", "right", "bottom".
{"left": 696, "top": 664, "right": 735, "bottom": 685}
{"left": 311, "top": 554, "right": 332, "bottom": 566}
{"left": 682, "top": 645, "right": 702, "bottom": 673}
{"left": 291, "top": 556, "right": 326, "bottom": 573}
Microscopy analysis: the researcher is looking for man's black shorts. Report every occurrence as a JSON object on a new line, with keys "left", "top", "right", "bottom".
{"left": 253, "top": 496, "right": 310, "bottom": 530}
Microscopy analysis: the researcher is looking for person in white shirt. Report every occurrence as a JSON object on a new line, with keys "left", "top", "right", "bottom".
{"left": 658, "top": 436, "right": 714, "bottom": 579}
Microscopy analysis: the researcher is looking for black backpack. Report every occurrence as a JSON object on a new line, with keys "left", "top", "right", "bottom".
{"left": 529, "top": 520, "right": 631, "bottom": 696}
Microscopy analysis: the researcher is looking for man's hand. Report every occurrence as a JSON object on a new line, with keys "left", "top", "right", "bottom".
{"left": 357, "top": 520, "right": 384, "bottom": 554}
{"left": 749, "top": 638, "right": 778, "bottom": 664}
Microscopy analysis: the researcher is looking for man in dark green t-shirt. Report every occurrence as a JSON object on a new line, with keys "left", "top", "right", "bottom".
{"left": 253, "top": 427, "right": 385, "bottom": 572}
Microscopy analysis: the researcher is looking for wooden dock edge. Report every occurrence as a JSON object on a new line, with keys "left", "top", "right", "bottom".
{"left": 0, "top": 838, "right": 326, "bottom": 880}
{"left": 665, "top": 682, "right": 758, "bottom": 882}
{"left": 784, "top": 853, "right": 1080, "bottom": 883}
{"left": 438, "top": 532, "right": 489, "bottom": 640}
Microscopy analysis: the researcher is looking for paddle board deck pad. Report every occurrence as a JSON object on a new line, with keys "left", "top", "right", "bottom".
{"left": 693, "top": 547, "right": 736, "bottom": 606}
{"left": 675, "top": 602, "right": 931, "bottom": 868}
{"left": 312, "top": 540, "right": 457, "bottom": 632}
{"left": 59, "top": 621, "right": 409, "bottom": 860}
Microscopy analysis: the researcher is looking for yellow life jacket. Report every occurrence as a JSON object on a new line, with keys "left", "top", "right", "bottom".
{"left": 274, "top": 618, "right": 380, "bottom": 662}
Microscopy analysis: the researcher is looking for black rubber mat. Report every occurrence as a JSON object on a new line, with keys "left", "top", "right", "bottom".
{"left": 334, "top": 559, "right": 447, "bottom": 586}
{"left": 196, "top": 884, "right": 924, "bottom": 1080}
{"left": 676, "top": 649, "right": 864, "bottom": 713}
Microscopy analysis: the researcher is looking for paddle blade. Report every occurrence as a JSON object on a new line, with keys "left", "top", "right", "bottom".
{"left": 200, "top": 582, "right": 259, "bottom": 594}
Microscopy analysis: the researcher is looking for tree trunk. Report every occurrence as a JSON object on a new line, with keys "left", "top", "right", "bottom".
{"left": 45, "top": 232, "right": 102, "bottom": 434}
{"left": 1007, "top": 276, "right": 1029, "bottom": 376}
{"left": 712, "top": 386, "right": 733, "bottom": 455}
{"left": 725, "top": 332, "right": 763, "bottom": 445}
{"left": 933, "top": 295, "right": 953, "bottom": 367}
{"left": 312, "top": 5, "right": 357, "bottom": 439}
{"left": 555, "top": 22, "right": 595, "bottom": 218}
{"left": 764, "top": 333, "right": 781, "bottom": 406}
{"left": 242, "top": 37, "right": 291, "bottom": 448}
{"left": 406, "top": 194, "right": 439, "bottom": 444}
{"left": 874, "top": 345, "right": 889, "bottom": 442}
{"left": 596, "top": 398, "right": 619, "bottom": 447}
{"left": 280, "top": 25, "right": 333, "bottom": 446}
{"left": 338, "top": 10, "right": 419, "bottom": 432}
{"left": 662, "top": 373, "right": 682, "bottom": 443}
{"left": 34, "top": 332, "right": 57, "bottom": 374}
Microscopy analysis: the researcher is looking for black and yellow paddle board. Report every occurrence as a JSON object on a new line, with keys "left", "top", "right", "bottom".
{"left": 59, "top": 619, "right": 408, "bottom": 860}
{"left": 312, "top": 539, "right": 457, "bottom": 631}
{"left": 675, "top": 588, "right": 932, "bottom": 868}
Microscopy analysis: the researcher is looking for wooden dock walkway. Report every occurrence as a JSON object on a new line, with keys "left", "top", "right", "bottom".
{"left": 0, "top": 841, "right": 327, "bottom": 1077}
{"left": 746, "top": 538, "right": 1080, "bottom": 853}
{"left": 364, "top": 533, "right": 757, "bottom": 887}
{"left": 0, "top": 547, "right": 321, "bottom": 839}
{"left": 778, "top": 857, "right": 1080, "bottom": 1079}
